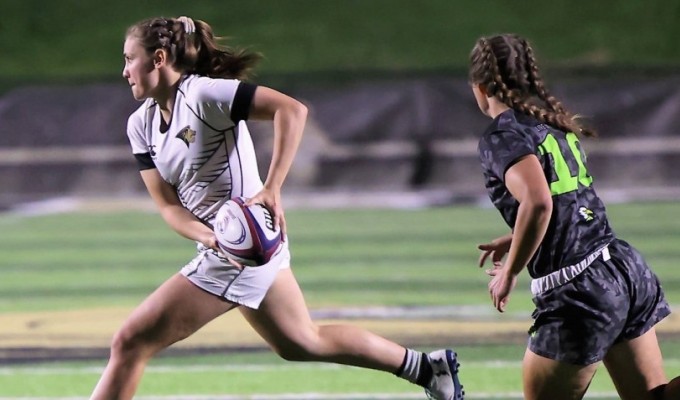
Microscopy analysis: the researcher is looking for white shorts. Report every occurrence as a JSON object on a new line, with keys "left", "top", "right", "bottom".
{"left": 180, "top": 241, "right": 290, "bottom": 309}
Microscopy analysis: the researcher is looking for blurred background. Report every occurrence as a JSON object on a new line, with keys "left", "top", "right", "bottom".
{"left": 2, "top": 0, "right": 679, "bottom": 210}
{"left": 1, "top": 1, "right": 680, "bottom": 398}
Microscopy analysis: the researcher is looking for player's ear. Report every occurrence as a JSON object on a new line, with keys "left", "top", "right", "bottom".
{"left": 152, "top": 49, "right": 167, "bottom": 69}
{"left": 477, "top": 83, "right": 489, "bottom": 97}
{"left": 472, "top": 83, "right": 488, "bottom": 99}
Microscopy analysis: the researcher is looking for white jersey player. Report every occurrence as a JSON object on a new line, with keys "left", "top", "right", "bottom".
{"left": 127, "top": 75, "right": 263, "bottom": 225}
{"left": 90, "top": 16, "right": 464, "bottom": 400}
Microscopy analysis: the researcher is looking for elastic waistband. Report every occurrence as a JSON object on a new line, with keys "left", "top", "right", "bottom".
{"left": 530, "top": 245, "right": 611, "bottom": 296}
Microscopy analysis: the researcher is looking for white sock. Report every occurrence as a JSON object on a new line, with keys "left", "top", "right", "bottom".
{"left": 397, "top": 348, "right": 428, "bottom": 385}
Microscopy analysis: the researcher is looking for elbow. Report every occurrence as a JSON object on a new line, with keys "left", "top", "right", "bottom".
{"left": 290, "top": 99, "right": 308, "bottom": 122}
{"left": 276, "top": 98, "right": 307, "bottom": 129}
{"left": 528, "top": 195, "right": 553, "bottom": 222}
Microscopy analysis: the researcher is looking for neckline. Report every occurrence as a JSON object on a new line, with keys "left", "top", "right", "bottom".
{"left": 157, "top": 75, "right": 189, "bottom": 134}
{"left": 159, "top": 109, "right": 171, "bottom": 133}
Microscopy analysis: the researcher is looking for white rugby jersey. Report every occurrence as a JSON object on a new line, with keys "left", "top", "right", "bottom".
{"left": 126, "top": 75, "right": 263, "bottom": 225}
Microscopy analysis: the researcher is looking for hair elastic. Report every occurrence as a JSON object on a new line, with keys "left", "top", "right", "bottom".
{"left": 177, "top": 16, "right": 195, "bottom": 35}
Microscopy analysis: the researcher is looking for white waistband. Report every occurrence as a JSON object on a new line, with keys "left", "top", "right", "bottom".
{"left": 530, "top": 245, "right": 610, "bottom": 296}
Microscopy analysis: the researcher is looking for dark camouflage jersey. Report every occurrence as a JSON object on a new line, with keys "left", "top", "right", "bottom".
{"left": 478, "top": 109, "right": 614, "bottom": 279}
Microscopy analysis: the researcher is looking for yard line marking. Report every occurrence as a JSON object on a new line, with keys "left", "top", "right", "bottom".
{"left": 0, "top": 392, "right": 622, "bottom": 399}
{"left": 0, "top": 360, "right": 516, "bottom": 375}
{"left": 4, "top": 357, "right": 680, "bottom": 375}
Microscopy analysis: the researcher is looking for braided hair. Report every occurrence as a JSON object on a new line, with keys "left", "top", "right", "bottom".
{"left": 469, "top": 34, "right": 595, "bottom": 137}
{"left": 126, "top": 17, "right": 261, "bottom": 80}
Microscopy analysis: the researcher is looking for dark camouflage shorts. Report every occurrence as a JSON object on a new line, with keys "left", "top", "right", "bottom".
{"left": 528, "top": 238, "right": 671, "bottom": 365}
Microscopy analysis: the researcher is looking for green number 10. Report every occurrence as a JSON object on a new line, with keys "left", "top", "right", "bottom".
{"left": 538, "top": 132, "right": 593, "bottom": 195}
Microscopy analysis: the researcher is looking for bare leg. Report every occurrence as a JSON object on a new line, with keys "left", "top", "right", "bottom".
{"left": 239, "top": 268, "right": 405, "bottom": 372}
{"left": 604, "top": 328, "right": 674, "bottom": 400}
{"left": 90, "top": 274, "right": 237, "bottom": 400}
{"left": 522, "top": 348, "right": 598, "bottom": 400}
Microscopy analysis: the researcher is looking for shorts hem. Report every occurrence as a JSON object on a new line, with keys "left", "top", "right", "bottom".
{"left": 528, "top": 344, "right": 601, "bottom": 366}
{"left": 181, "top": 272, "right": 263, "bottom": 309}
{"left": 621, "top": 308, "right": 672, "bottom": 342}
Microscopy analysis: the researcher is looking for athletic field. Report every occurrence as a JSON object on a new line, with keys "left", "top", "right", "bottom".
{"left": 1, "top": 200, "right": 679, "bottom": 399}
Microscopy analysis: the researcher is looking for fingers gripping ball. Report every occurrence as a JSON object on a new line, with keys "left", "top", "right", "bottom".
{"left": 214, "top": 197, "right": 283, "bottom": 266}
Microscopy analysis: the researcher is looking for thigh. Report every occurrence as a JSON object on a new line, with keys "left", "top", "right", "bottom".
{"left": 239, "top": 268, "right": 317, "bottom": 348}
{"left": 523, "top": 348, "right": 598, "bottom": 400}
{"left": 121, "top": 274, "right": 237, "bottom": 347}
{"left": 604, "top": 327, "right": 668, "bottom": 400}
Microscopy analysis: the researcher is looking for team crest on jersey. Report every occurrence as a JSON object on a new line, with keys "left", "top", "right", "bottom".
{"left": 175, "top": 126, "right": 196, "bottom": 147}
{"left": 578, "top": 206, "right": 594, "bottom": 222}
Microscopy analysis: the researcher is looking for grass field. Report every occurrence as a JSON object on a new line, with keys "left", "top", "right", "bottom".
{"left": 1, "top": 201, "right": 679, "bottom": 398}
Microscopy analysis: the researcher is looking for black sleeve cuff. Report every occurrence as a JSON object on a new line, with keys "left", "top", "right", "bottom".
{"left": 134, "top": 153, "right": 156, "bottom": 170}
{"left": 230, "top": 82, "right": 257, "bottom": 123}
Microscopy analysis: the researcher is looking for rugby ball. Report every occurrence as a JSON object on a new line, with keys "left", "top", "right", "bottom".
{"left": 214, "top": 197, "right": 283, "bottom": 266}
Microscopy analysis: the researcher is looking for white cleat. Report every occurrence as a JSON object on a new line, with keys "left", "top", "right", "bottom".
{"left": 424, "top": 349, "right": 464, "bottom": 400}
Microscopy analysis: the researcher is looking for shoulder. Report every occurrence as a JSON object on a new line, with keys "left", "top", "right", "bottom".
{"left": 478, "top": 111, "right": 539, "bottom": 167}
{"left": 179, "top": 75, "right": 243, "bottom": 103}
{"left": 127, "top": 99, "right": 155, "bottom": 130}
{"left": 482, "top": 110, "right": 551, "bottom": 146}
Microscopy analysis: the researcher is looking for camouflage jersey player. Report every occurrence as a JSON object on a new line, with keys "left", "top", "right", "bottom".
{"left": 469, "top": 33, "right": 678, "bottom": 400}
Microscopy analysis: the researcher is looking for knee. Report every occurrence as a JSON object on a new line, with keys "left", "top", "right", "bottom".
{"left": 271, "top": 341, "right": 318, "bottom": 362}
{"left": 109, "top": 324, "right": 149, "bottom": 360}
{"left": 268, "top": 329, "right": 323, "bottom": 362}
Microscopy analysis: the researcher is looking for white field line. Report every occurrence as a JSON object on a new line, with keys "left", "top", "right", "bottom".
{"left": 4, "top": 358, "right": 680, "bottom": 376}
{"left": 0, "top": 392, "right": 623, "bottom": 399}
{"left": 0, "top": 360, "right": 518, "bottom": 376}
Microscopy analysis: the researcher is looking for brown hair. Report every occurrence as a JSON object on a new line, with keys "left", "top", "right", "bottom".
{"left": 126, "top": 17, "right": 262, "bottom": 80}
{"left": 469, "top": 34, "right": 595, "bottom": 137}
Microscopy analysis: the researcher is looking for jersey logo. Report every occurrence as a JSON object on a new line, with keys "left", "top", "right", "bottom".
{"left": 578, "top": 206, "right": 594, "bottom": 222}
{"left": 147, "top": 145, "right": 157, "bottom": 158}
{"left": 175, "top": 126, "right": 196, "bottom": 148}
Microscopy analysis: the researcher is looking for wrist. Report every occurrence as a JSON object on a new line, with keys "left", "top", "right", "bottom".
{"left": 503, "top": 264, "right": 521, "bottom": 278}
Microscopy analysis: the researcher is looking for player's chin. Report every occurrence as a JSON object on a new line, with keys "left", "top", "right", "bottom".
{"left": 130, "top": 87, "right": 147, "bottom": 101}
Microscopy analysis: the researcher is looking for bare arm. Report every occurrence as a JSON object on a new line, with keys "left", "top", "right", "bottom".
{"left": 486, "top": 154, "right": 552, "bottom": 312}
{"left": 140, "top": 169, "right": 218, "bottom": 250}
{"left": 503, "top": 154, "right": 553, "bottom": 277}
{"left": 244, "top": 86, "right": 308, "bottom": 236}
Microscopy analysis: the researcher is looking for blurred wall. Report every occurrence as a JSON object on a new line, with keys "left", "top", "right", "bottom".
{"left": 1, "top": 72, "right": 679, "bottom": 209}
{"left": 1, "top": 1, "right": 678, "bottom": 209}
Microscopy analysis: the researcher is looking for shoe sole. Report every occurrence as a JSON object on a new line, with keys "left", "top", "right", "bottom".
{"left": 445, "top": 349, "right": 464, "bottom": 400}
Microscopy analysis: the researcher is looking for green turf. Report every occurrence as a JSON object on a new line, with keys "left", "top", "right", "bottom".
{"left": 2, "top": 202, "right": 680, "bottom": 313}
{"left": 2, "top": 342, "right": 680, "bottom": 397}
{"left": 1, "top": 201, "right": 679, "bottom": 397}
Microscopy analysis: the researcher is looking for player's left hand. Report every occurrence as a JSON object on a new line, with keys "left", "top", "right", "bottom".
{"left": 486, "top": 262, "right": 517, "bottom": 313}
{"left": 478, "top": 233, "right": 512, "bottom": 268}
{"left": 244, "top": 188, "right": 287, "bottom": 239}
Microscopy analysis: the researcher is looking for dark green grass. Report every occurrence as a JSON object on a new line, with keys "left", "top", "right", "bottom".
{"left": 2, "top": 0, "right": 679, "bottom": 85}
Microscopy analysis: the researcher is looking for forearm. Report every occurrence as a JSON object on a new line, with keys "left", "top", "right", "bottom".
{"left": 263, "top": 102, "right": 307, "bottom": 190}
{"left": 505, "top": 199, "right": 551, "bottom": 276}
{"left": 158, "top": 203, "right": 213, "bottom": 243}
